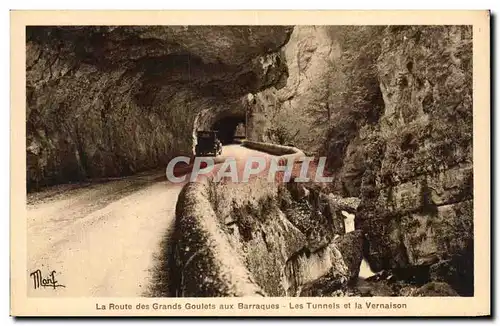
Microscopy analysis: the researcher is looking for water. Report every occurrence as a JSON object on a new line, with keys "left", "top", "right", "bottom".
{"left": 358, "top": 259, "right": 374, "bottom": 279}
{"left": 341, "top": 211, "right": 375, "bottom": 279}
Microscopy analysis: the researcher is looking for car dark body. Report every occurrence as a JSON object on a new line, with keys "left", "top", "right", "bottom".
{"left": 195, "top": 130, "right": 223, "bottom": 156}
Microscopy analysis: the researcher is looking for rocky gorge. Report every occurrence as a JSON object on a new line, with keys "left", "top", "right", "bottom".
{"left": 27, "top": 25, "right": 474, "bottom": 297}
{"left": 241, "top": 25, "right": 473, "bottom": 296}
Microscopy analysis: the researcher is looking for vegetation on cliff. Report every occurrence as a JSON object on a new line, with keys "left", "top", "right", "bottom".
{"left": 248, "top": 25, "right": 473, "bottom": 296}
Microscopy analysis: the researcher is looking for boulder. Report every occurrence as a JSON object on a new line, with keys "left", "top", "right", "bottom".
{"left": 288, "top": 244, "right": 349, "bottom": 297}
{"left": 334, "top": 230, "right": 364, "bottom": 282}
{"left": 412, "top": 282, "right": 459, "bottom": 297}
{"left": 429, "top": 240, "right": 474, "bottom": 296}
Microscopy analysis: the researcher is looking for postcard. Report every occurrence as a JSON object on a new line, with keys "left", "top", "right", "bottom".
{"left": 10, "top": 10, "right": 490, "bottom": 317}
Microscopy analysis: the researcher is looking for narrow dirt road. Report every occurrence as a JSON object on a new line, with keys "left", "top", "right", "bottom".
{"left": 26, "top": 144, "right": 267, "bottom": 297}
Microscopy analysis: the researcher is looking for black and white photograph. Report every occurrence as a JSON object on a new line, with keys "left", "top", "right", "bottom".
{"left": 10, "top": 10, "right": 490, "bottom": 317}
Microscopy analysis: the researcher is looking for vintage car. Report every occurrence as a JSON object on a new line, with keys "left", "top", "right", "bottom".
{"left": 195, "top": 130, "right": 223, "bottom": 156}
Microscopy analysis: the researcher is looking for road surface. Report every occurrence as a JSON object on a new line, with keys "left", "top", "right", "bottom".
{"left": 26, "top": 144, "right": 268, "bottom": 297}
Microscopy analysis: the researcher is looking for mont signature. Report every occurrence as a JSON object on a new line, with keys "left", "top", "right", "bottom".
{"left": 29, "top": 269, "right": 66, "bottom": 290}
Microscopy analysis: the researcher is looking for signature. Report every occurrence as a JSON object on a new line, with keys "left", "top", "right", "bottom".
{"left": 29, "top": 269, "right": 66, "bottom": 290}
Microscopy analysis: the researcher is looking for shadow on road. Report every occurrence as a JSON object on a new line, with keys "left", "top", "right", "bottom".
{"left": 143, "top": 224, "right": 178, "bottom": 297}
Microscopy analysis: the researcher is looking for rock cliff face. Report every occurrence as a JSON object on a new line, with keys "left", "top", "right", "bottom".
{"left": 351, "top": 27, "right": 473, "bottom": 296}
{"left": 211, "top": 176, "right": 358, "bottom": 296}
{"left": 349, "top": 27, "right": 472, "bottom": 295}
{"left": 248, "top": 26, "right": 473, "bottom": 295}
{"left": 26, "top": 26, "right": 292, "bottom": 190}
{"left": 245, "top": 26, "right": 341, "bottom": 149}
{"left": 172, "top": 159, "right": 366, "bottom": 297}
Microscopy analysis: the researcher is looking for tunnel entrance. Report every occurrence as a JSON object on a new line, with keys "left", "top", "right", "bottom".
{"left": 212, "top": 115, "right": 246, "bottom": 145}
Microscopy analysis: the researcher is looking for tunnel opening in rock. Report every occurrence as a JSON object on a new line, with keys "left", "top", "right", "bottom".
{"left": 212, "top": 115, "right": 246, "bottom": 145}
